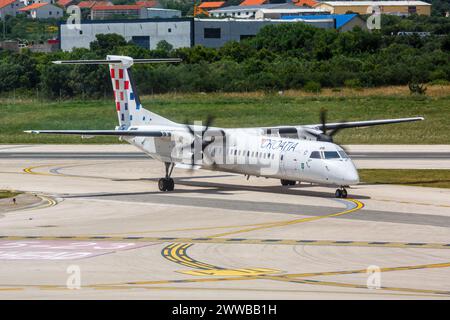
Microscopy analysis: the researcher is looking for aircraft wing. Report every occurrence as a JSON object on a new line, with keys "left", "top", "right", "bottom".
{"left": 306, "top": 117, "right": 424, "bottom": 130}
{"left": 24, "top": 130, "right": 172, "bottom": 137}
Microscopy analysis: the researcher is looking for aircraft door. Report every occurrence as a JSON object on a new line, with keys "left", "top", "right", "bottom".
{"left": 281, "top": 152, "right": 299, "bottom": 177}
{"left": 304, "top": 150, "right": 327, "bottom": 183}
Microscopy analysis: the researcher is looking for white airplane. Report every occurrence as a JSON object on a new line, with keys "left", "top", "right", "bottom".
{"left": 26, "top": 55, "right": 424, "bottom": 198}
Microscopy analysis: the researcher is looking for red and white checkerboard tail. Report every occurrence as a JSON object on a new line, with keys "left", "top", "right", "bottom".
{"left": 52, "top": 55, "right": 181, "bottom": 128}
{"left": 108, "top": 56, "right": 174, "bottom": 128}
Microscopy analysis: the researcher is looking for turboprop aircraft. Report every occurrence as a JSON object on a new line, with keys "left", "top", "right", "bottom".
{"left": 25, "top": 55, "right": 424, "bottom": 198}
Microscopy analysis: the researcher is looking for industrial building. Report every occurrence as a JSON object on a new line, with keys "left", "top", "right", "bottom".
{"left": 209, "top": 3, "right": 297, "bottom": 18}
{"left": 254, "top": 7, "right": 330, "bottom": 19}
{"left": 194, "top": 18, "right": 334, "bottom": 48}
{"left": 146, "top": 8, "right": 181, "bottom": 19}
{"left": 59, "top": 18, "right": 193, "bottom": 51}
{"left": 60, "top": 14, "right": 365, "bottom": 51}
{"left": 90, "top": 5, "right": 147, "bottom": 20}
{"left": 314, "top": 1, "right": 432, "bottom": 16}
{"left": 282, "top": 13, "right": 367, "bottom": 32}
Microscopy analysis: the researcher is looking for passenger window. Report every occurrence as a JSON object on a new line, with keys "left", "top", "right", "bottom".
{"left": 324, "top": 151, "right": 340, "bottom": 159}
{"left": 234, "top": 150, "right": 237, "bottom": 155}
{"left": 310, "top": 151, "right": 321, "bottom": 159}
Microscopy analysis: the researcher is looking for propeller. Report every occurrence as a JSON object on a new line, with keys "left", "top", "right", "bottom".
{"left": 308, "top": 109, "right": 348, "bottom": 150}
{"left": 183, "top": 115, "right": 221, "bottom": 168}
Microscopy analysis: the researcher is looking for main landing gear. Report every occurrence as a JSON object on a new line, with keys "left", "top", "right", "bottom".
{"left": 158, "top": 162, "right": 175, "bottom": 192}
{"left": 335, "top": 187, "right": 348, "bottom": 198}
{"left": 281, "top": 179, "right": 296, "bottom": 186}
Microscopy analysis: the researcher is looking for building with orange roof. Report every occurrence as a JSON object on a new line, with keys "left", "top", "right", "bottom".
{"left": 293, "top": 0, "right": 318, "bottom": 7}
{"left": 198, "top": 1, "right": 225, "bottom": 9}
{"left": 195, "top": 1, "right": 225, "bottom": 16}
{"left": 19, "top": 1, "right": 63, "bottom": 18}
{"left": 91, "top": 4, "right": 146, "bottom": 19}
{"left": 135, "top": 0, "right": 161, "bottom": 8}
{"left": 56, "top": 0, "right": 75, "bottom": 8}
{"left": 239, "top": 0, "right": 267, "bottom": 6}
{"left": 0, "top": 0, "right": 24, "bottom": 18}
{"left": 78, "top": 1, "right": 111, "bottom": 9}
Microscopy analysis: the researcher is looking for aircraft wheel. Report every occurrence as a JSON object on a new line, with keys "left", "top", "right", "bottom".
{"left": 341, "top": 188, "right": 348, "bottom": 198}
{"left": 167, "top": 178, "right": 175, "bottom": 191}
{"left": 159, "top": 178, "right": 175, "bottom": 192}
{"left": 289, "top": 180, "right": 296, "bottom": 186}
{"left": 280, "top": 179, "right": 290, "bottom": 186}
{"left": 335, "top": 189, "right": 342, "bottom": 198}
{"left": 158, "top": 178, "right": 167, "bottom": 191}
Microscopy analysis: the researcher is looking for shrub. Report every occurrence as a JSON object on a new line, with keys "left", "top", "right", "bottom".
{"left": 303, "top": 81, "right": 322, "bottom": 93}
{"left": 344, "top": 78, "right": 362, "bottom": 89}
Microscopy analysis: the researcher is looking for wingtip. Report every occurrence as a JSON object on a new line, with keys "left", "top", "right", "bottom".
{"left": 52, "top": 61, "right": 62, "bottom": 64}
{"left": 24, "top": 130, "right": 38, "bottom": 134}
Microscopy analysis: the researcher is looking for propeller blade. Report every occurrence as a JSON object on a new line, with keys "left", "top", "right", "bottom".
{"left": 183, "top": 115, "right": 216, "bottom": 169}
{"left": 320, "top": 108, "right": 327, "bottom": 134}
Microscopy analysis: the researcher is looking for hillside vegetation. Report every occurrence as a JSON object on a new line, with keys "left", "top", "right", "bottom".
{"left": 0, "top": 18, "right": 449, "bottom": 97}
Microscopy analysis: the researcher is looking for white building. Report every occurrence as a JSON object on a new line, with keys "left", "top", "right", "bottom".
{"left": 146, "top": 8, "right": 181, "bottom": 18}
{"left": 19, "top": 2, "right": 62, "bottom": 18}
{"left": 60, "top": 18, "right": 192, "bottom": 51}
{"left": 255, "top": 8, "right": 329, "bottom": 19}
{"left": 0, "top": 0, "right": 25, "bottom": 18}
{"left": 209, "top": 3, "right": 296, "bottom": 19}
{"left": 20, "top": 0, "right": 55, "bottom": 6}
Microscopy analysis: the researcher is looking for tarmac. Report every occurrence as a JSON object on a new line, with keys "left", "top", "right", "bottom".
{"left": 0, "top": 144, "right": 449, "bottom": 299}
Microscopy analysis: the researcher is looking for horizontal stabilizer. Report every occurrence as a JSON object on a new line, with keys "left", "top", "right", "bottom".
{"left": 52, "top": 58, "right": 182, "bottom": 65}
{"left": 24, "top": 130, "right": 171, "bottom": 137}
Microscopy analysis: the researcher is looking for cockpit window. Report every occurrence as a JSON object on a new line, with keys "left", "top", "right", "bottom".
{"left": 338, "top": 150, "right": 349, "bottom": 159}
{"left": 310, "top": 151, "right": 321, "bottom": 159}
{"left": 324, "top": 151, "right": 340, "bottom": 159}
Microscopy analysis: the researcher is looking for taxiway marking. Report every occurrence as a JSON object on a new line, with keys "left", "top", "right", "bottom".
{"left": 23, "top": 165, "right": 58, "bottom": 176}
{"left": 105, "top": 260, "right": 450, "bottom": 296}
{"left": 0, "top": 236, "right": 448, "bottom": 249}
{"left": 161, "top": 243, "right": 280, "bottom": 276}
{"left": 1, "top": 260, "right": 449, "bottom": 296}
{"left": 263, "top": 276, "right": 450, "bottom": 296}
{"left": 207, "top": 199, "right": 364, "bottom": 237}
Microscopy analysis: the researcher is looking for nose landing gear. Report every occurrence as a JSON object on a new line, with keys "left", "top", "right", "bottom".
{"left": 335, "top": 187, "right": 348, "bottom": 198}
{"left": 158, "top": 162, "right": 175, "bottom": 192}
{"left": 281, "top": 179, "right": 296, "bottom": 186}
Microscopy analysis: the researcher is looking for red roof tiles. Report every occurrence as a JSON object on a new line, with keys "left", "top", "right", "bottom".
{"left": 0, "top": 0, "right": 16, "bottom": 9}
{"left": 198, "top": 1, "right": 225, "bottom": 9}
{"left": 19, "top": 2, "right": 48, "bottom": 11}
{"left": 239, "top": 0, "right": 267, "bottom": 6}
{"left": 93, "top": 4, "right": 143, "bottom": 10}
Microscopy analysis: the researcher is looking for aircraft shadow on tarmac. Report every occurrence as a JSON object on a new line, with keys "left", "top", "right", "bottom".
{"left": 68, "top": 176, "right": 371, "bottom": 200}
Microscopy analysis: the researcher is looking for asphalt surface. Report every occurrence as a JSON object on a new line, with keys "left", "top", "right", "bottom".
{"left": 0, "top": 151, "right": 449, "bottom": 160}
{"left": 0, "top": 145, "right": 449, "bottom": 299}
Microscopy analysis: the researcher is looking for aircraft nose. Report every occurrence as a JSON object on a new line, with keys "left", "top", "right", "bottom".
{"left": 344, "top": 165, "right": 360, "bottom": 185}
{"left": 343, "top": 161, "right": 359, "bottom": 185}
